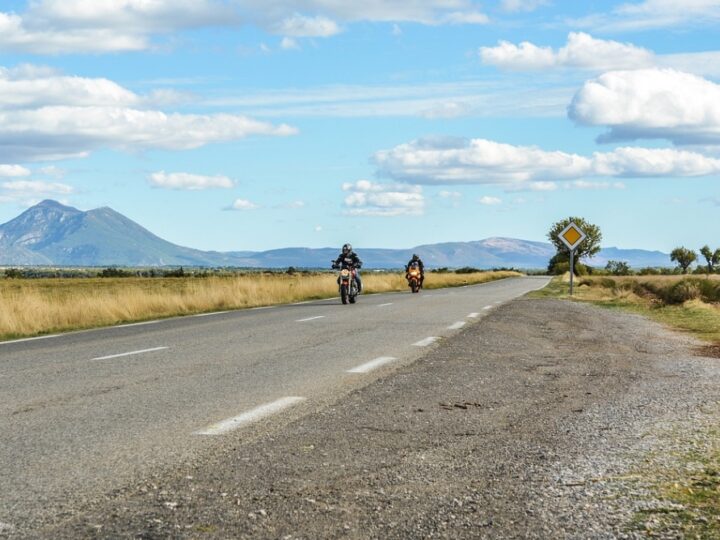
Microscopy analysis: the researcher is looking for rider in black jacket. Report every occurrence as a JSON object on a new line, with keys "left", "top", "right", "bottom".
{"left": 333, "top": 243, "right": 363, "bottom": 292}
{"left": 405, "top": 253, "right": 424, "bottom": 288}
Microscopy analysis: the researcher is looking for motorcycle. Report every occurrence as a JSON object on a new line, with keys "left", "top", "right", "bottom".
{"left": 332, "top": 261, "right": 360, "bottom": 304}
{"left": 407, "top": 262, "right": 422, "bottom": 293}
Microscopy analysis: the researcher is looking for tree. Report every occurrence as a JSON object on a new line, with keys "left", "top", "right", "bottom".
{"left": 605, "top": 260, "right": 631, "bottom": 276}
{"left": 700, "top": 245, "right": 720, "bottom": 274}
{"left": 547, "top": 217, "right": 602, "bottom": 274}
{"left": 670, "top": 247, "right": 697, "bottom": 274}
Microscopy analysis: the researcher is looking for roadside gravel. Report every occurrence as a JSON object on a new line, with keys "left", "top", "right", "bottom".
{"left": 22, "top": 298, "right": 720, "bottom": 538}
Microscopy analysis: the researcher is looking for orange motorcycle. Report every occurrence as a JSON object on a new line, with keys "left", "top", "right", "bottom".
{"left": 407, "top": 262, "right": 422, "bottom": 293}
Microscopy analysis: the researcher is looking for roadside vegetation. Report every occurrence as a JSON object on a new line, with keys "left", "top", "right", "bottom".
{"left": 0, "top": 269, "right": 520, "bottom": 341}
{"left": 541, "top": 216, "right": 720, "bottom": 535}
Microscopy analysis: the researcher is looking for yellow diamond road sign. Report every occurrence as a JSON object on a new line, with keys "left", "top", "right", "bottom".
{"left": 559, "top": 222, "right": 586, "bottom": 251}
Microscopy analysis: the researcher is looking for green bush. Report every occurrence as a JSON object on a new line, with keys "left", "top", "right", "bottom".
{"left": 454, "top": 266, "right": 482, "bottom": 274}
{"left": 665, "top": 280, "right": 702, "bottom": 304}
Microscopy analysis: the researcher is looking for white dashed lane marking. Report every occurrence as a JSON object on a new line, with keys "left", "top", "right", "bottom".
{"left": 448, "top": 322, "right": 466, "bottom": 330}
{"left": 483, "top": 305, "right": 493, "bottom": 310}
{"left": 467, "top": 313, "right": 479, "bottom": 318}
{"left": 413, "top": 337, "right": 438, "bottom": 347}
{"left": 92, "top": 346, "right": 169, "bottom": 361}
{"left": 347, "top": 357, "right": 397, "bottom": 374}
{"left": 296, "top": 316, "right": 325, "bottom": 323}
{"left": 194, "top": 397, "right": 306, "bottom": 436}
{"left": 378, "top": 303, "right": 393, "bottom": 307}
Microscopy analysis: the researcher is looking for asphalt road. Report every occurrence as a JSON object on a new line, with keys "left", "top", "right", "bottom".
{"left": 0, "top": 276, "right": 548, "bottom": 533}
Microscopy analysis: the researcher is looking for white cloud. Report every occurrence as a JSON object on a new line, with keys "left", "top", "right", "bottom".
{"left": 229, "top": 198, "right": 259, "bottom": 210}
{"left": 280, "top": 37, "right": 300, "bottom": 50}
{"left": 342, "top": 180, "right": 424, "bottom": 216}
{"left": 0, "top": 0, "right": 238, "bottom": 54}
{"left": 373, "top": 137, "right": 720, "bottom": 185}
{"left": 1, "top": 180, "right": 73, "bottom": 194}
{"left": 149, "top": 171, "right": 235, "bottom": 190}
{"left": 569, "top": 69, "right": 720, "bottom": 145}
{"left": 478, "top": 196, "right": 501, "bottom": 205}
{"left": 573, "top": 0, "right": 720, "bottom": 32}
{"left": 568, "top": 180, "right": 626, "bottom": 190}
{"left": 274, "top": 14, "right": 341, "bottom": 37}
{"left": 438, "top": 190, "right": 462, "bottom": 199}
{"left": 421, "top": 101, "right": 473, "bottom": 119}
{"left": 0, "top": 66, "right": 298, "bottom": 162}
{"left": 480, "top": 32, "right": 655, "bottom": 71}
{"left": 500, "top": 0, "right": 549, "bottom": 12}
{"left": 0, "top": 0, "right": 489, "bottom": 54}
{"left": 0, "top": 164, "right": 31, "bottom": 177}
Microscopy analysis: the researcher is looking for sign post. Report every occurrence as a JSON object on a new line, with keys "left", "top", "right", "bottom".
{"left": 558, "top": 222, "right": 587, "bottom": 296}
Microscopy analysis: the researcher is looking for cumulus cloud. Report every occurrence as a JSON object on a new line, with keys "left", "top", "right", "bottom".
{"left": 149, "top": 171, "right": 235, "bottom": 190}
{"left": 228, "top": 198, "right": 259, "bottom": 210}
{"left": 273, "top": 14, "right": 341, "bottom": 37}
{"left": 0, "top": 65, "right": 298, "bottom": 162}
{"left": 373, "top": 137, "right": 720, "bottom": 185}
{"left": 0, "top": 0, "right": 489, "bottom": 54}
{"left": 0, "top": 0, "right": 238, "bottom": 54}
{"left": 342, "top": 179, "right": 424, "bottom": 216}
{"left": 0, "top": 179, "right": 74, "bottom": 205}
{"left": 0, "top": 164, "right": 31, "bottom": 177}
{"left": 478, "top": 196, "right": 501, "bottom": 205}
{"left": 480, "top": 32, "right": 655, "bottom": 71}
{"left": 569, "top": 68, "right": 720, "bottom": 145}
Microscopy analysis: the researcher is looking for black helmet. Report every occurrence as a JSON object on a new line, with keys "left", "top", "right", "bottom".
{"left": 412, "top": 253, "right": 419, "bottom": 260}
{"left": 342, "top": 243, "right": 352, "bottom": 254}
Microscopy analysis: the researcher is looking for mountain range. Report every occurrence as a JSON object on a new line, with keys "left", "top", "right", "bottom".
{"left": 0, "top": 200, "right": 671, "bottom": 269}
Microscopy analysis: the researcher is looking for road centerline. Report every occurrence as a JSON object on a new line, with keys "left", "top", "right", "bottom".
{"left": 92, "top": 346, "right": 169, "bottom": 361}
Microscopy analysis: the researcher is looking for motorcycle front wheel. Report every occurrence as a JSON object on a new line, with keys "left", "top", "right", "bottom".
{"left": 340, "top": 284, "right": 349, "bottom": 304}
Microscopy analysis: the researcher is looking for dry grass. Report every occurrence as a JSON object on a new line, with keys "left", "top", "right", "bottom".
{"left": 0, "top": 271, "right": 520, "bottom": 340}
{"left": 533, "top": 274, "right": 720, "bottom": 343}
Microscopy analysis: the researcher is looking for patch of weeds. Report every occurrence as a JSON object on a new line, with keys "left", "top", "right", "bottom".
{"left": 629, "top": 434, "right": 720, "bottom": 538}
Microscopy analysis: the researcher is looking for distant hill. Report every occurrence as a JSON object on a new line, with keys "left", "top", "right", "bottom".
{"left": 0, "top": 200, "right": 672, "bottom": 269}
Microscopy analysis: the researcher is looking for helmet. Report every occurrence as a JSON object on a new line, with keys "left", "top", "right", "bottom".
{"left": 342, "top": 243, "right": 352, "bottom": 254}
{"left": 412, "top": 253, "right": 419, "bottom": 260}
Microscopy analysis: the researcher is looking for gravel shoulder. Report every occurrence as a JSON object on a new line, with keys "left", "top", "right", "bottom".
{"left": 16, "top": 297, "right": 720, "bottom": 539}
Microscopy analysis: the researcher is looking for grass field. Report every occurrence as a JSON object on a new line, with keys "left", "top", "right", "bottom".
{"left": 0, "top": 270, "right": 520, "bottom": 341}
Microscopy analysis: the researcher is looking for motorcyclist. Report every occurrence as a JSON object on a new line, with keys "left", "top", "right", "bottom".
{"left": 332, "top": 243, "right": 363, "bottom": 293}
{"left": 405, "top": 253, "right": 424, "bottom": 288}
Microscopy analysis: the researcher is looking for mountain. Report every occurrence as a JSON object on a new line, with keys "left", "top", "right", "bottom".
{"left": 0, "top": 200, "right": 672, "bottom": 269}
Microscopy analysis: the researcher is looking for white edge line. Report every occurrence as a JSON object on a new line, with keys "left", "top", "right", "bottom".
{"left": 92, "top": 346, "right": 169, "bottom": 361}
{"left": 116, "top": 320, "right": 160, "bottom": 328}
{"left": 347, "top": 356, "right": 397, "bottom": 374}
{"left": 0, "top": 334, "right": 60, "bottom": 345}
{"left": 296, "top": 315, "right": 325, "bottom": 322}
{"left": 448, "top": 322, "right": 466, "bottom": 330}
{"left": 467, "top": 313, "right": 480, "bottom": 318}
{"left": 194, "top": 311, "right": 230, "bottom": 317}
{"left": 195, "top": 396, "right": 306, "bottom": 436}
{"left": 413, "top": 337, "right": 438, "bottom": 347}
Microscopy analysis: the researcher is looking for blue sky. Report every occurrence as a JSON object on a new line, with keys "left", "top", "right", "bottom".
{"left": 0, "top": 0, "right": 719, "bottom": 253}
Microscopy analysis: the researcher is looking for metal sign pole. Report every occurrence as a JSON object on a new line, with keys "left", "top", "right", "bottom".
{"left": 569, "top": 248, "right": 575, "bottom": 296}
